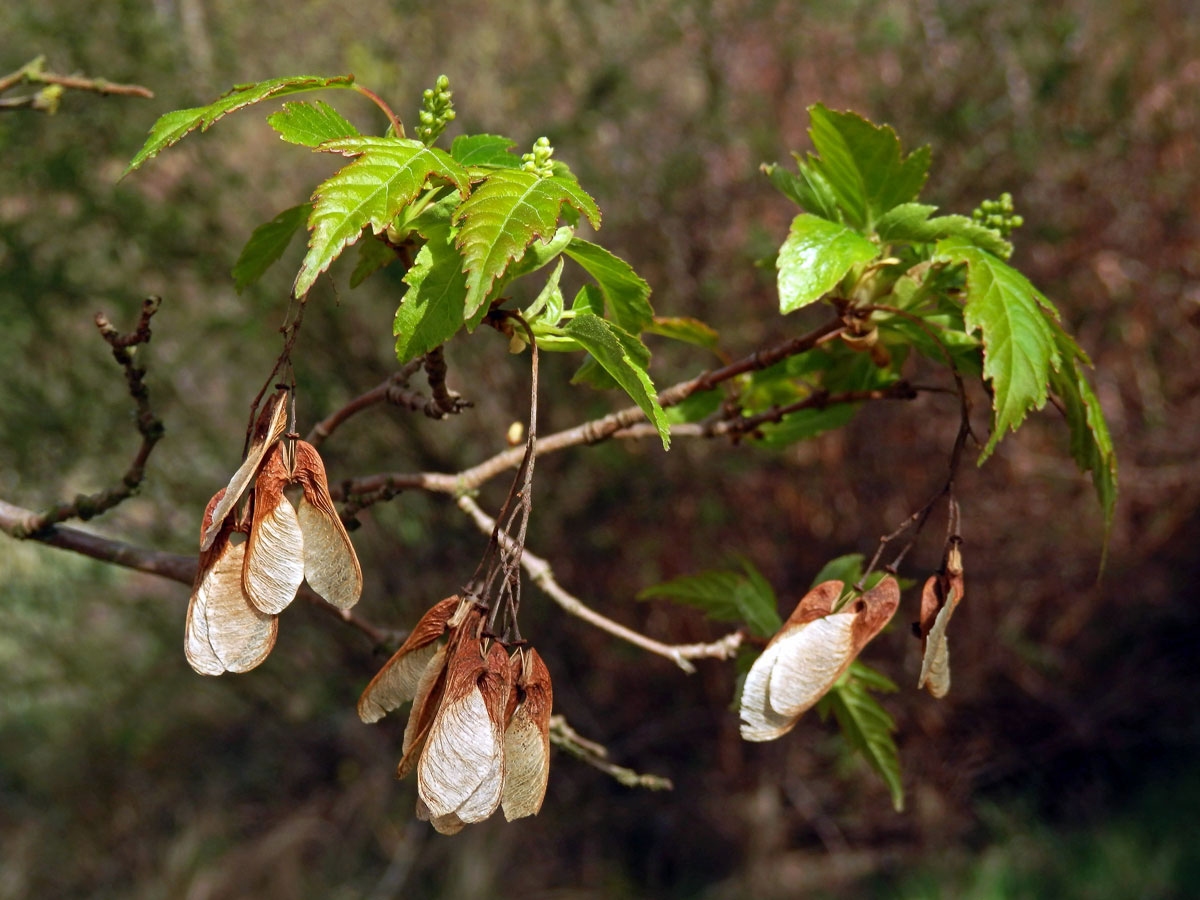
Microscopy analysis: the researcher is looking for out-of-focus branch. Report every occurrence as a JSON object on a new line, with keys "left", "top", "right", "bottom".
{"left": 0, "top": 56, "right": 153, "bottom": 113}
{"left": 549, "top": 715, "right": 674, "bottom": 791}
{"left": 456, "top": 495, "right": 744, "bottom": 674}
{"left": 305, "top": 358, "right": 425, "bottom": 447}
{"left": 12, "top": 298, "right": 165, "bottom": 537}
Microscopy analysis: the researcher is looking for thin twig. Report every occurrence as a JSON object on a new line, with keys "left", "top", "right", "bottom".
{"left": 305, "top": 358, "right": 425, "bottom": 447}
{"left": 548, "top": 715, "right": 674, "bottom": 791}
{"left": 0, "top": 57, "right": 153, "bottom": 112}
{"left": 13, "top": 298, "right": 165, "bottom": 536}
{"left": 456, "top": 495, "right": 743, "bottom": 673}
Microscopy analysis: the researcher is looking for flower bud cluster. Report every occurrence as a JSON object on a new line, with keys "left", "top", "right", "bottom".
{"left": 521, "top": 136, "right": 555, "bottom": 178}
{"left": 416, "top": 74, "right": 455, "bottom": 145}
{"left": 359, "top": 596, "right": 554, "bottom": 834}
{"left": 971, "top": 192, "right": 1024, "bottom": 238}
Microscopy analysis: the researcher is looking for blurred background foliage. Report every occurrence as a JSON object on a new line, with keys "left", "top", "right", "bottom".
{"left": 2, "top": 0, "right": 1199, "bottom": 897}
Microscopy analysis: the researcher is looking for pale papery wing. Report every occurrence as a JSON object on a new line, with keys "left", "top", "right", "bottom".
{"left": 429, "top": 812, "right": 466, "bottom": 835}
{"left": 186, "top": 491, "right": 233, "bottom": 675}
{"left": 455, "top": 642, "right": 512, "bottom": 823}
{"left": 397, "top": 644, "right": 450, "bottom": 777}
{"left": 918, "top": 586, "right": 957, "bottom": 698}
{"left": 501, "top": 649, "right": 553, "bottom": 821}
{"left": 738, "top": 640, "right": 798, "bottom": 741}
{"left": 358, "top": 596, "right": 461, "bottom": 724}
{"left": 766, "top": 612, "right": 858, "bottom": 718}
{"left": 417, "top": 681, "right": 496, "bottom": 818}
{"left": 202, "top": 537, "right": 278, "bottom": 673}
{"left": 293, "top": 441, "right": 362, "bottom": 609}
{"left": 358, "top": 642, "right": 438, "bottom": 724}
{"left": 417, "top": 639, "right": 507, "bottom": 821}
{"left": 243, "top": 446, "right": 305, "bottom": 615}
{"left": 200, "top": 391, "right": 288, "bottom": 551}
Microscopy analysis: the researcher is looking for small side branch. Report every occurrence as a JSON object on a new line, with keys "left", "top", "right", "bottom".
{"left": 0, "top": 56, "right": 153, "bottom": 113}
{"left": 12, "top": 298, "right": 165, "bottom": 537}
{"left": 456, "top": 495, "right": 743, "bottom": 673}
{"left": 548, "top": 715, "right": 674, "bottom": 791}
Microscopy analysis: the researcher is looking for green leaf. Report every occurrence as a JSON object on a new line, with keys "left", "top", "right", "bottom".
{"left": 266, "top": 100, "right": 359, "bottom": 147}
{"left": 1050, "top": 351, "right": 1118, "bottom": 556}
{"left": 450, "top": 133, "right": 522, "bottom": 168}
{"left": 755, "top": 404, "right": 859, "bottom": 447}
{"left": 935, "top": 237, "right": 1061, "bottom": 461}
{"left": 761, "top": 159, "right": 842, "bottom": 222}
{"left": 393, "top": 224, "right": 468, "bottom": 363}
{"left": 638, "top": 560, "right": 781, "bottom": 638}
{"left": 777, "top": 214, "right": 878, "bottom": 313}
{"left": 805, "top": 104, "right": 931, "bottom": 230}
{"left": 645, "top": 316, "right": 721, "bottom": 353}
{"left": 232, "top": 203, "right": 311, "bottom": 293}
{"left": 564, "top": 238, "right": 654, "bottom": 333}
{"left": 808, "top": 553, "right": 868, "bottom": 590}
{"left": 295, "top": 136, "right": 471, "bottom": 297}
{"left": 875, "top": 202, "right": 1012, "bottom": 258}
{"left": 638, "top": 571, "right": 745, "bottom": 622}
{"left": 498, "top": 226, "right": 575, "bottom": 289}
{"left": 454, "top": 169, "right": 602, "bottom": 320}
{"left": 349, "top": 235, "right": 399, "bottom": 288}
{"left": 572, "top": 283, "right": 605, "bottom": 316}
{"left": 523, "top": 258, "right": 565, "bottom": 322}
{"left": 123, "top": 74, "right": 355, "bottom": 176}
{"left": 564, "top": 313, "right": 670, "bottom": 449}
{"left": 823, "top": 669, "right": 905, "bottom": 811}
{"left": 664, "top": 388, "right": 722, "bottom": 425}
{"left": 735, "top": 558, "right": 783, "bottom": 637}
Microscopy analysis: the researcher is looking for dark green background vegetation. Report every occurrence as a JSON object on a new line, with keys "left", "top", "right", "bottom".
{"left": 2, "top": 1, "right": 1198, "bottom": 897}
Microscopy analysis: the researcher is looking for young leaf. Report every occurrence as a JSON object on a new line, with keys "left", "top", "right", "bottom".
{"left": 823, "top": 669, "right": 904, "bottom": 811}
{"left": 935, "top": 237, "right": 1061, "bottom": 461}
{"left": 394, "top": 223, "right": 469, "bottom": 364}
{"left": 735, "top": 558, "right": 783, "bottom": 637}
{"left": 777, "top": 214, "right": 878, "bottom": 313}
{"left": 563, "top": 313, "right": 669, "bottom": 449}
{"left": 295, "top": 136, "right": 471, "bottom": 297}
{"left": 123, "top": 74, "right": 355, "bottom": 176}
{"left": 232, "top": 203, "right": 311, "bottom": 293}
{"left": 761, "top": 159, "right": 842, "bottom": 222}
{"left": 875, "top": 202, "right": 1011, "bottom": 258}
{"left": 637, "top": 570, "right": 746, "bottom": 622}
{"left": 523, "top": 258, "right": 565, "bottom": 322}
{"left": 645, "top": 316, "right": 720, "bottom": 353}
{"left": 563, "top": 238, "right": 654, "bottom": 333}
{"left": 805, "top": 104, "right": 931, "bottom": 230}
{"left": 450, "top": 134, "right": 522, "bottom": 168}
{"left": 267, "top": 99, "right": 359, "bottom": 147}
{"left": 453, "top": 169, "right": 602, "bottom": 320}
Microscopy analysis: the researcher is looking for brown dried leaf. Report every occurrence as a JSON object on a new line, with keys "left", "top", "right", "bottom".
{"left": 292, "top": 440, "right": 362, "bottom": 609}
{"left": 201, "top": 391, "right": 288, "bottom": 551}
{"left": 501, "top": 649, "right": 553, "bottom": 821}
{"left": 357, "top": 596, "right": 461, "bottom": 723}
{"left": 417, "top": 638, "right": 508, "bottom": 823}
{"left": 243, "top": 445, "right": 305, "bottom": 614}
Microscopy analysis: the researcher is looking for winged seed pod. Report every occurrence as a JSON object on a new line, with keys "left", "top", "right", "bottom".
{"left": 243, "top": 444, "right": 305, "bottom": 614}
{"left": 200, "top": 391, "right": 288, "bottom": 552}
{"left": 917, "top": 542, "right": 965, "bottom": 698}
{"left": 357, "top": 596, "right": 463, "bottom": 723}
{"left": 293, "top": 440, "right": 363, "bottom": 609}
{"left": 740, "top": 577, "right": 900, "bottom": 742}
{"left": 500, "top": 648, "right": 553, "bottom": 822}
{"left": 417, "top": 639, "right": 513, "bottom": 834}
{"left": 186, "top": 490, "right": 278, "bottom": 675}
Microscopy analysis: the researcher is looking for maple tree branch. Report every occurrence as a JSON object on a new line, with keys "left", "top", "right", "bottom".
{"left": 456, "top": 495, "right": 744, "bottom": 673}
{"left": 12, "top": 298, "right": 166, "bottom": 537}
{"left": 548, "top": 715, "right": 674, "bottom": 791}
{"left": 305, "top": 358, "right": 426, "bottom": 447}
